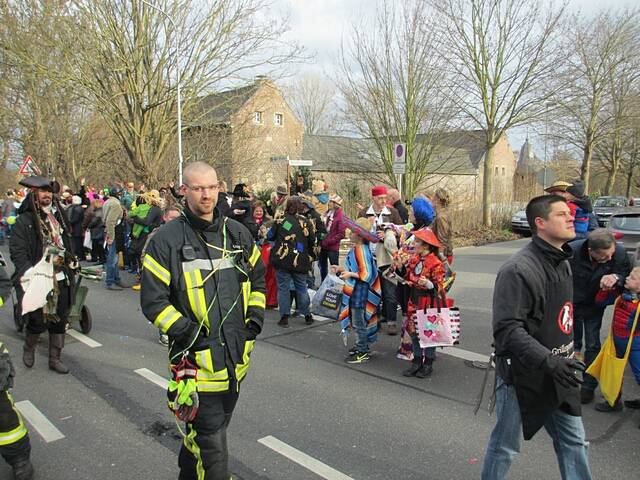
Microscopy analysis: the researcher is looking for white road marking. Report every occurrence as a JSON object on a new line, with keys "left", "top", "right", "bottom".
{"left": 67, "top": 329, "right": 102, "bottom": 348}
{"left": 442, "top": 347, "right": 490, "bottom": 363}
{"left": 135, "top": 368, "right": 169, "bottom": 389}
{"left": 15, "top": 400, "right": 65, "bottom": 443}
{"left": 258, "top": 435, "right": 354, "bottom": 480}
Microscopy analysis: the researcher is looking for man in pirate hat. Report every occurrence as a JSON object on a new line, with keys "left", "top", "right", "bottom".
{"left": 9, "top": 175, "right": 78, "bottom": 374}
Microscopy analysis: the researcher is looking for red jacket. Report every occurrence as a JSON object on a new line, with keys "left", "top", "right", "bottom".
{"left": 595, "top": 290, "right": 640, "bottom": 337}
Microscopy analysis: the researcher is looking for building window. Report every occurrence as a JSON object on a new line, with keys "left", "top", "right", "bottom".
{"left": 495, "top": 166, "right": 499, "bottom": 175}
{"left": 502, "top": 167, "right": 506, "bottom": 176}
{"left": 254, "top": 111, "right": 263, "bottom": 124}
{"left": 274, "top": 113, "right": 284, "bottom": 126}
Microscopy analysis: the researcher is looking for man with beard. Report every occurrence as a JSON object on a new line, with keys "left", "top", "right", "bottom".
{"left": 10, "top": 176, "right": 78, "bottom": 375}
{"left": 141, "top": 162, "right": 265, "bottom": 480}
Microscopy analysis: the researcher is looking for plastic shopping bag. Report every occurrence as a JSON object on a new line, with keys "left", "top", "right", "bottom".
{"left": 310, "top": 273, "right": 345, "bottom": 320}
{"left": 415, "top": 304, "right": 461, "bottom": 348}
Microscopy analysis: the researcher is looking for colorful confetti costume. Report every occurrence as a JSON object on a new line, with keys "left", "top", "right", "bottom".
{"left": 339, "top": 244, "right": 382, "bottom": 345}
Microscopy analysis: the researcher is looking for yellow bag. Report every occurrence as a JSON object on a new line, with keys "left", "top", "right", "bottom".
{"left": 586, "top": 298, "right": 640, "bottom": 406}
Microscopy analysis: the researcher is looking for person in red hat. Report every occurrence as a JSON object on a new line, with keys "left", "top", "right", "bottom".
{"left": 393, "top": 227, "right": 446, "bottom": 378}
{"left": 358, "top": 185, "right": 403, "bottom": 335}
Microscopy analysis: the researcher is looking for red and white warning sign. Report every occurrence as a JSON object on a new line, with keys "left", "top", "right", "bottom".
{"left": 18, "top": 156, "right": 41, "bottom": 175}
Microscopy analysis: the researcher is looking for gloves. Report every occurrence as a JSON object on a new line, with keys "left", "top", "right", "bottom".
{"left": 168, "top": 356, "right": 199, "bottom": 422}
{"left": 543, "top": 355, "right": 585, "bottom": 388}
{"left": 245, "top": 321, "right": 261, "bottom": 340}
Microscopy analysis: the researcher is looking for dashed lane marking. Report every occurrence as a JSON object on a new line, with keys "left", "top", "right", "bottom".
{"left": 258, "top": 435, "right": 355, "bottom": 480}
{"left": 15, "top": 400, "right": 65, "bottom": 443}
{"left": 134, "top": 368, "right": 169, "bottom": 389}
{"left": 67, "top": 329, "right": 102, "bottom": 348}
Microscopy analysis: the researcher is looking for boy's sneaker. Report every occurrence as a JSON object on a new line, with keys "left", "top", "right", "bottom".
{"left": 346, "top": 351, "right": 370, "bottom": 364}
{"left": 347, "top": 345, "right": 358, "bottom": 356}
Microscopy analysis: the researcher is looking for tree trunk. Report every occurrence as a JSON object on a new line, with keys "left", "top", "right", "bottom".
{"left": 482, "top": 143, "right": 496, "bottom": 227}
{"left": 581, "top": 142, "right": 592, "bottom": 194}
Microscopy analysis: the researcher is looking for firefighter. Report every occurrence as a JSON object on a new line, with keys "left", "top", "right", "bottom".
{"left": 10, "top": 176, "right": 78, "bottom": 374}
{"left": 0, "top": 254, "right": 35, "bottom": 480}
{"left": 140, "top": 162, "right": 266, "bottom": 480}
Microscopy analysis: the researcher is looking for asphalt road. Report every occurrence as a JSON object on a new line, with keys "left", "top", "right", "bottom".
{"left": 0, "top": 238, "right": 638, "bottom": 480}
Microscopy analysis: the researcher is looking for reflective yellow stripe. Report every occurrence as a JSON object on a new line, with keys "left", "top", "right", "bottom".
{"left": 235, "top": 340, "right": 255, "bottom": 382}
{"left": 0, "top": 297, "right": 3, "bottom": 307}
{"left": 184, "top": 425, "right": 205, "bottom": 480}
{"left": 143, "top": 255, "right": 171, "bottom": 286}
{"left": 248, "top": 291, "right": 266, "bottom": 309}
{"left": 194, "top": 350, "right": 229, "bottom": 393}
{"left": 240, "top": 281, "right": 250, "bottom": 316}
{"left": 249, "top": 245, "right": 261, "bottom": 266}
{"left": 154, "top": 305, "right": 182, "bottom": 333}
{"left": 184, "top": 271, "right": 209, "bottom": 330}
{"left": 0, "top": 393, "right": 28, "bottom": 446}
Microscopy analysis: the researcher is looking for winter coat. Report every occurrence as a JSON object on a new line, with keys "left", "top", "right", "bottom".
{"left": 67, "top": 204, "right": 85, "bottom": 238}
{"left": 140, "top": 206, "right": 265, "bottom": 395}
{"left": 102, "top": 196, "right": 124, "bottom": 242}
{"left": 88, "top": 208, "right": 105, "bottom": 241}
{"left": 568, "top": 238, "right": 631, "bottom": 313}
{"left": 268, "top": 213, "right": 315, "bottom": 273}
{"left": 321, "top": 208, "right": 346, "bottom": 252}
{"left": 492, "top": 235, "right": 580, "bottom": 440}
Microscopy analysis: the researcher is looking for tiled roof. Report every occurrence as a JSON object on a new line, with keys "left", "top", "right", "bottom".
{"left": 191, "top": 83, "right": 261, "bottom": 126}
{"left": 303, "top": 130, "right": 491, "bottom": 175}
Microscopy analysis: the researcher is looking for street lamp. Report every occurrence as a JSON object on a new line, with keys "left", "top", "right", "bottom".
{"left": 140, "top": 0, "right": 183, "bottom": 185}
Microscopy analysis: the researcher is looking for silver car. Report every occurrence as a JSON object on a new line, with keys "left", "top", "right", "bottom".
{"left": 510, "top": 210, "right": 531, "bottom": 235}
{"left": 607, "top": 208, "right": 640, "bottom": 262}
{"left": 593, "top": 196, "right": 628, "bottom": 226}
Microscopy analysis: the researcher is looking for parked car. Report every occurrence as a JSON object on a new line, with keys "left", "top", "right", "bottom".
{"left": 510, "top": 210, "right": 530, "bottom": 235}
{"left": 607, "top": 208, "right": 640, "bottom": 262}
{"left": 593, "top": 196, "right": 628, "bottom": 226}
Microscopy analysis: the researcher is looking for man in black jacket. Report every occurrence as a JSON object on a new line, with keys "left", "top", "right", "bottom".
{"left": 569, "top": 229, "right": 631, "bottom": 406}
{"left": 10, "top": 176, "right": 78, "bottom": 375}
{"left": 482, "top": 195, "right": 592, "bottom": 480}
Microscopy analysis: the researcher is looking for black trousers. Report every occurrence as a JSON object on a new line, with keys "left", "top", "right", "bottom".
{"left": 178, "top": 390, "right": 239, "bottom": 480}
{"left": 0, "top": 391, "right": 31, "bottom": 466}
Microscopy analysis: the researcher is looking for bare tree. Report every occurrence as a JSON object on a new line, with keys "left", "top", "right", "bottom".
{"left": 433, "top": 0, "right": 567, "bottom": 226}
{"left": 282, "top": 74, "right": 341, "bottom": 135}
{"left": 549, "top": 9, "right": 640, "bottom": 194}
{"left": 338, "top": 0, "right": 459, "bottom": 199}
{"left": 6, "top": 0, "right": 302, "bottom": 184}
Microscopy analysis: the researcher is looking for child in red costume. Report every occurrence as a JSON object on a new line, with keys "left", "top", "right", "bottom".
{"left": 394, "top": 228, "right": 446, "bottom": 378}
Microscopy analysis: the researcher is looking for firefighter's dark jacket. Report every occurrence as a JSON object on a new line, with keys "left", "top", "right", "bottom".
{"left": 140, "top": 206, "right": 266, "bottom": 394}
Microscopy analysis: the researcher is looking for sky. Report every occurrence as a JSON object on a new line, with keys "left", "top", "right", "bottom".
{"left": 272, "top": 0, "right": 638, "bottom": 157}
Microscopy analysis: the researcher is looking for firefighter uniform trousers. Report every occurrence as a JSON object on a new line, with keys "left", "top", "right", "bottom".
{"left": 0, "top": 390, "right": 31, "bottom": 467}
{"left": 178, "top": 389, "right": 239, "bottom": 480}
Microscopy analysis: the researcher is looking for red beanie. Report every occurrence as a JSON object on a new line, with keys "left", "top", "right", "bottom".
{"left": 371, "top": 185, "right": 387, "bottom": 197}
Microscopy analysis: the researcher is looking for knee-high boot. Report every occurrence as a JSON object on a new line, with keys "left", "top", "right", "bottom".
{"left": 22, "top": 334, "right": 40, "bottom": 368}
{"left": 48, "top": 333, "right": 69, "bottom": 374}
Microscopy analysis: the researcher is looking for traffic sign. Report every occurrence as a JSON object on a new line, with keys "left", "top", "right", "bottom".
{"left": 392, "top": 162, "right": 406, "bottom": 174}
{"left": 271, "top": 155, "right": 289, "bottom": 162}
{"left": 18, "top": 156, "right": 41, "bottom": 175}
{"left": 394, "top": 143, "right": 406, "bottom": 163}
{"left": 288, "top": 159, "right": 313, "bottom": 167}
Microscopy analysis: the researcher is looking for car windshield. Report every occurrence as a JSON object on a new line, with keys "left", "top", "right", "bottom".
{"left": 610, "top": 215, "right": 640, "bottom": 231}
{"left": 594, "top": 198, "right": 625, "bottom": 207}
